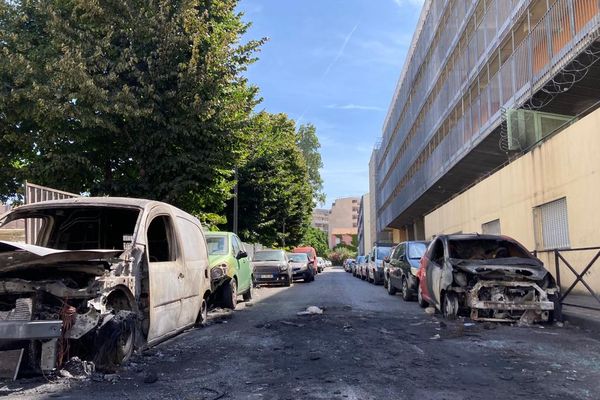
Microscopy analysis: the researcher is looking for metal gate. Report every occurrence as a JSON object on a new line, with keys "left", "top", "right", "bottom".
{"left": 24, "top": 182, "right": 79, "bottom": 244}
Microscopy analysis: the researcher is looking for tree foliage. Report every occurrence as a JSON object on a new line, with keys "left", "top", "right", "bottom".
{"left": 232, "top": 112, "right": 313, "bottom": 247}
{"left": 301, "top": 226, "right": 329, "bottom": 257}
{"left": 0, "top": 0, "right": 264, "bottom": 218}
{"left": 296, "top": 124, "right": 325, "bottom": 205}
{"left": 328, "top": 247, "right": 356, "bottom": 266}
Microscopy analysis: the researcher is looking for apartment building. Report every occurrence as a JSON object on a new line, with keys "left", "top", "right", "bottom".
{"left": 357, "top": 193, "right": 372, "bottom": 256}
{"left": 311, "top": 208, "right": 330, "bottom": 235}
{"left": 328, "top": 197, "right": 360, "bottom": 248}
{"left": 375, "top": 0, "right": 600, "bottom": 294}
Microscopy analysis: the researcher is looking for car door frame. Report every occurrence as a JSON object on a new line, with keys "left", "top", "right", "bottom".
{"left": 426, "top": 238, "right": 445, "bottom": 307}
{"left": 145, "top": 206, "right": 185, "bottom": 343}
{"left": 232, "top": 234, "right": 251, "bottom": 293}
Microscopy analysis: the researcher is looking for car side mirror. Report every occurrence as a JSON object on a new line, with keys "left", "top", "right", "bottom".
{"left": 383, "top": 256, "right": 390, "bottom": 263}
{"left": 371, "top": 256, "right": 375, "bottom": 262}
{"left": 236, "top": 250, "right": 248, "bottom": 260}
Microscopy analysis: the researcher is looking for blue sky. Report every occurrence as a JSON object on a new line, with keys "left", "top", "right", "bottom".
{"left": 238, "top": 0, "right": 424, "bottom": 208}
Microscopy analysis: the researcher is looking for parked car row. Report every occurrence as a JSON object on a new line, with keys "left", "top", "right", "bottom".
{"left": 350, "top": 234, "right": 559, "bottom": 324}
{"left": 0, "top": 197, "right": 328, "bottom": 378}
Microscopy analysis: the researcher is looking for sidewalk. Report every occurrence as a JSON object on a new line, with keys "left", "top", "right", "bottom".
{"left": 560, "top": 293, "right": 600, "bottom": 333}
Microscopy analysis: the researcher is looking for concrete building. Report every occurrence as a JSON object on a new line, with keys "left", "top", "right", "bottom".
{"left": 357, "top": 193, "right": 372, "bottom": 256}
{"left": 328, "top": 197, "right": 360, "bottom": 248}
{"left": 374, "top": 0, "right": 600, "bottom": 296}
{"left": 311, "top": 208, "right": 330, "bottom": 235}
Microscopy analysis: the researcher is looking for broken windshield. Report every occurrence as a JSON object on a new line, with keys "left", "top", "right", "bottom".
{"left": 1, "top": 207, "right": 140, "bottom": 250}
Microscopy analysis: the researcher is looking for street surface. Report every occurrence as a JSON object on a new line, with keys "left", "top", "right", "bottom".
{"left": 3, "top": 267, "right": 600, "bottom": 400}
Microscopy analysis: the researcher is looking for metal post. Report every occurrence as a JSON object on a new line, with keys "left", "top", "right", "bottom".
{"left": 233, "top": 167, "right": 238, "bottom": 235}
{"left": 554, "top": 248, "right": 563, "bottom": 321}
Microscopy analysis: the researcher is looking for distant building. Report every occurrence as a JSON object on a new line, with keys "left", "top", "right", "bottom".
{"left": 357, "top": 193, "right": 372, "bottom": 256}
{"left": 311, "top": 208, "right": 330, "bottom": 235}
{"left": 328, "top": 197, "right": 360, "bottom": 248}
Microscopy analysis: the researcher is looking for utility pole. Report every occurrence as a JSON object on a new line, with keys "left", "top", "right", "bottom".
{"left": 233, "top": 167, "right": 238, "bottom": 235}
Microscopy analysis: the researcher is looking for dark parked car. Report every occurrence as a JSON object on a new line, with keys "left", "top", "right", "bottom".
{"left": 252, "top": 250, "right": 293, "bottom": 286}
{"left": 385, "top": 241, "right": 428, "bottom": 300}
{"left": 288, "top": 252, "right": 315, "bottom": 282}
{"left": 416, "top": 234, "right": 558, "bottom": 323}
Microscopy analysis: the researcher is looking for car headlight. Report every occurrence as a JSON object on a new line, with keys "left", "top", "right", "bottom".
{"left": 211, "top": 263, "right": 229, "bottom": 280}
{"left": 279, "top": 264, "right": 288, "bottom": 271}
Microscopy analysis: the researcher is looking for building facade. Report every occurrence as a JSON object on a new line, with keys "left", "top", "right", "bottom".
{"left": 328, "top": 197, "right": 360, "bottom": 248}
{"left": 311, "top": 208, "right": 330, "bottom": 235}
{"left": 375, "top": 0, "right": 600, "bottom": 241}
{"left": 357, "top": 193, "right": 372, "bottom": 256}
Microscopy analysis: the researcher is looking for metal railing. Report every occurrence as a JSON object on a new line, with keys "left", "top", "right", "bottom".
{"left": 536, "top": 246, "right": 600, "bottom": 321}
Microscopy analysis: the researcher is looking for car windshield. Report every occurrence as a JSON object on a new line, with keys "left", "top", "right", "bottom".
{"left": 206, "top": 235, "right": 228, "bottom": 255}
{"left": 254, "top": 250, "right": 285, "bottom": 262}
{"left": 408, "top": 242, "right": 427, "bottom": 259}
{"left": 449, "top": 239, "right": 532, "bottom": 260}
{"left": 0, "top": 206, "right": 140, "bottom": 250}
{"left": 289, "top": 253, "right": 308, "bottom": 262}
{"left": 377, "top": 247, "right": 392, "bottom": 260}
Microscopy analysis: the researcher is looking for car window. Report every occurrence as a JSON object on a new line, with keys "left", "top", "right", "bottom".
{"left": 206, "top": 235, "right": 228, "bottom": 255}
{"left": 253, "top": 250, "right": 285, "bottom": 262}
{"left": 377, "top": 247, "right": 392, "bottom": 260}
{"left": 408, "top": 242, "right": 427, "bottom": 259}
{"left": 289, "top": 253, "right": 308, "bottom": 262}
{"left": 395, "top": 243, "right": 406, "bottom": 260}
{"left": 147, "top": 215, "right": 177, "bottom": 262}
{"left": 430, "top": 239, "right": 444, "bottom": 265}
{"left": 448, "top": 238, "right": 533, "bottom": 260}
{"left": 231, "top": 235, "right": 241, "bottom": 255}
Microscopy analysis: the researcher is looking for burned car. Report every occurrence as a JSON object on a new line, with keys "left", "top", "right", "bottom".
{"left": 0, "top": 198, "right": 211, "bottom": 377}
{"left": 417, "top": 234, "right": 558, "bottom": 323}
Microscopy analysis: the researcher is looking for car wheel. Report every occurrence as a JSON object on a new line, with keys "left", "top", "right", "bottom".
{"left": 417, "top": 283, "right": 428, "bottom": 308}
{"left": 242, "top": 281, "right": 253, "bottom": 301}
{"left": 221, "top": 279, "right": 237, "bottom": 310}
{"left": 93, "top": 310, "right": 135, "bottom": 371}
{"left": 401, "top": 277, "right": 412, "bottom": 302}
{"left": 443, "top": 291, "right": 459, "bottom": 320}
{"left": 195, "top": 298, "right": 208, "bottom": 326}
{"left": 387, "top": 278, "right": 397, "bottom": 295}
{"left": 284, "top": 274, "right": 292, "bottom": 287}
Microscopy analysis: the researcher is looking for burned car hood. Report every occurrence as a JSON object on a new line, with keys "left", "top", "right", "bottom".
{"left": 0, "top": 241, "right": 123, "bottom": 272}
{"left": 451, "top": 257, "right": 548, "bottom": 280}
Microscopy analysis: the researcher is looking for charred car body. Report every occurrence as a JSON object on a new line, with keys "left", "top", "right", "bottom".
{"left": 0, "top": 198, "right": 211, "bottom": 377}
{"left": 417, "top": 234, "right": 558, "bottom": 323}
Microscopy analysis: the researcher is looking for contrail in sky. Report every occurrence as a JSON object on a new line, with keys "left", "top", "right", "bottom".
{"left": 321, "top": 23, "right": 359, "bottom": 80}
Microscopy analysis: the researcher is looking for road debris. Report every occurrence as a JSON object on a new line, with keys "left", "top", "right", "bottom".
{"left": 297, "top": 306, "right": 323, "bottom": 315}
{"left": 281, "top": 320, "right": 305, "bottom": 327}
{"left": 143, "top": 371, "right": 158, "bottom": 384}
{"left": 425, "top": 307, "right": 436, "bottom": 316}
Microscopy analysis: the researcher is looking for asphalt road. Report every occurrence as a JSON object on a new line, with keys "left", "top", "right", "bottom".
{"left": 3, "top": 267, "right": 600, "bottom": 400}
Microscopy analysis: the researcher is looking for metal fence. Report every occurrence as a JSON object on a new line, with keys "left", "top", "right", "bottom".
{"left": 24, "top": 182, "right": 79, "bottom": 244}
{"left": 536, "top": 246, "right": 600, "bottom": 321}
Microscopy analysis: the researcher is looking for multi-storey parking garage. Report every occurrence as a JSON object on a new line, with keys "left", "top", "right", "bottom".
{"left": 376, "top": 0, "right": 600, "bottom": 238}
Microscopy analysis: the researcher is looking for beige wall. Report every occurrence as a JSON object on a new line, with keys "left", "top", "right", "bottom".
{"left": 362, "top": 194, "right": 372, "bottom": 256}
{"left": 329, "top": 197, "right": 360, "bottom": 248}
{"left": 425, "top": 107, "right": 600, "bottom": 294}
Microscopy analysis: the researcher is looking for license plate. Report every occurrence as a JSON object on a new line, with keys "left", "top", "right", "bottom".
{"left": 259, "top": 274, "right": 273, "bottom": 279}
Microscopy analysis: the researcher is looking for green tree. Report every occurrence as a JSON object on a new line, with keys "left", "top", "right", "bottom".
{"left": 301, "top": 226, "right": 329, "bottom": 257}
{"left": 328, "top": 247, "right": 356, "bottom": 266}
{"left": 232, "top": 112, "right": 312, "bottom": 247}
{"left": 296, "top": 124, "right": 325, "bottom": 205}
{"left": 0, "top": 0, "right": 264, "bottom": 219}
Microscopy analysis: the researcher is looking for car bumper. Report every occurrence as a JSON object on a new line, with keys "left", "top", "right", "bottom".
{"left": 372, "top": 269, "right": 384, "bottom": 283}
{"left": 292, "top": 268, "right": 310, "bottom": 278}
{"left": 255, "top": 272, "right": 290, "bottom": 283}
